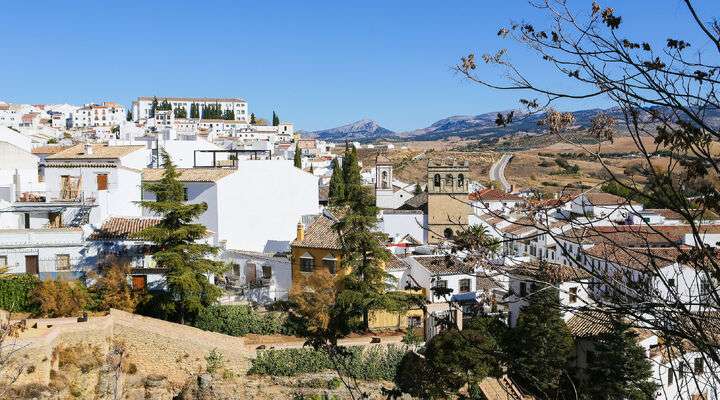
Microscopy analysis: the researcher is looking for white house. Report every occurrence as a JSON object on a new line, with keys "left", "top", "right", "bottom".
{"left": 220, "top": 249, "right": 292, "bottom": 304}
{"left": 71, "top": 102, "right": 126, "bottom": 128}
{"left": 142, "top": 160, "right": 318, "bottom": 252}
{"left": 0, "top": 102, "right": 19, "bottom": 127}
{"left": 374, "top": 155, "right": 418, "bottom": 210}
{"left": 132, "top": 97, "right": 248, "bottom": 122}
{"left": 378, "top": 209, "right": 427, "bottom": 250}
{"left": 505, "top": 257, "right": 593, "bottom": 327}
{"left": 44, "top": 144, "right": 149, "bottom": 226}
{"left": 470, "top": 188, "right": 525, "bottom": 215}
{"left": 571, "top": 191, "right": 643, "bottom": 222}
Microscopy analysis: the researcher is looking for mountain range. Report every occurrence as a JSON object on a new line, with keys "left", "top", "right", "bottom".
{"left": 308, "top": 106, "right": 720, "bottom": 142}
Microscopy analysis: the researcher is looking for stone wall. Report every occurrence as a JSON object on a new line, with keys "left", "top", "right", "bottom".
{"left": 8, "top": 309, "right": 249, "bottom": 388}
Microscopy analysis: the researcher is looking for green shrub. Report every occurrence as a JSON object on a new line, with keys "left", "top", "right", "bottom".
{"left": 0, "top": 274, "right": 40, "bottom": 312}
{"left": 193, "top": 304, "right": 295, "bottom": 336}
{"left": 249, "top": 345, "right": 408, "bottom": 381}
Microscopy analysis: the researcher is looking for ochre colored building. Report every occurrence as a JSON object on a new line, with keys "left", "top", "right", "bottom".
{"left": 427, "top": 159, "right": 471, "bottom": 243}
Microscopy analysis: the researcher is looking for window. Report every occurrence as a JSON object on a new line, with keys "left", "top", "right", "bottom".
{"left": 183, "top": 187, "right": 189, "bottom": 201}
{"left": 436, "top": 280, "right": 448, "bottom": 289}
{"left": 24, "top": 213, "right": 30, "bottom": 229}
{"left": 299, "top": 252, "right": 314, "bottom": 272}
{"left": 56, "top": 254, "right": 71, "bottom": 271}
{"left": 519, "top": 282, "right": 528, "bottom": 297}
{"left": 569, "top": 287, "right": 578, "bottom": 303}
{"left": 0, "top": 256, "right": 6, "bottom": 267}
{"left": 457, "top": 173, "right": 465, "bottom": 187}
{"left": 694, "top": 358, "right": 704, "bottom": 374}
{"left": 323, "top": 255, "right": 337, "bottom": 274}
{"left": 667, "top": 368, "right": 674, "bottom": 386}
{"left": 262, "top": 265, "right": 272, "bottom": 279}
{"left": 407, "top": 315, "right": 421, "bottom": 328}
{"left": 443, "top": 228, "right": 454, "bottom": 239}
{"left": 459, "top": 279, "right": 471, "bottom": 293}
{"left": 96, "top": 173, "right": 108, "bottom": 190}
{"left": 381, "top": 170, "right": 389, "bottom": 189}
{"left": 445, "top": 174, "right": 454, "bottom": 186}
{"left": 433, "top": 174, "right": 441, "bottom": 188}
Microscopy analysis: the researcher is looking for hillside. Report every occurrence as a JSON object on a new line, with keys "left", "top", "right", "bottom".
{"left": 309, "top": 119, "right": 396, "bottom": 142}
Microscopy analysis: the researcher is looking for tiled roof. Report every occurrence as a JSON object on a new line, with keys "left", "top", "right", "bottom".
{"left": 291, "top": 208, "right": 347, "bottom": 250}
{"left": 645, "top": 208, "right": 684, "bottom": 220}
{"left": 478, "top": 376, "right": 534, "bottom": 400}
{"left": 580, "top": 192, "right": 640, "bottom": 206}
{"left": 470, "top": 188, "right": 523, "bottom": 202}
{"left": 47, "top": 144, "right": 144, "bottom": 160}
{"left": 88, "top": 217, "right": 161, "bottom": 241}
{"left": 413, "top": 255, "right": 474, "bottom": 275}
{"left": 31, "top": 145, "right": 71, "bottom": 155}
{"left": 582, "top": 243, "right": 684, "bottom": 271}
{"left": 510, "top": 259, "right": 592, "bottom": 282}
{"left": 566, "top": 310, "right": 613, "bottom": 337}
{"left": 386, "top": 255, "right": 408, "bottom": 272}
{"left": 142, "top": 168, "right": 235, "bottom": 182}
{"left": 297, "top": 139, "right": 316, "bottom": 149}
{"left": 400, "top": 191, "right": 428, "bottom": 210}
{"left": 559, "top": 225, "right": 720, "bottom": 246}
{"left": 375, "top": 153, "right": 391, "bottom": 165}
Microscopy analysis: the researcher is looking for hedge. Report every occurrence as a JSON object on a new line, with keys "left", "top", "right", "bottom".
{"left": 249, "top": 345, "right": 408, "bottom": 381}
{"left": 193, "top": 304, "right": 291, "bottom": 336}
{"left": 0, "top": 274, "right": 40, "bottom": 312}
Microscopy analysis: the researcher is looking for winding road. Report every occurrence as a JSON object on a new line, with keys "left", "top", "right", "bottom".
{"left": 489, "top": 153, "right": 513, "bottom": 192}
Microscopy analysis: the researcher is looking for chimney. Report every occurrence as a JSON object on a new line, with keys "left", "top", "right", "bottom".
{"left": 296, "top": 221, "right": 305, "bottom": 242}
{"left": 84, "top": 143, "right": 93, "bottom": 155}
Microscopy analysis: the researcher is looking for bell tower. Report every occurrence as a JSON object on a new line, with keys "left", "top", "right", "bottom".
{"left": 375, "top": 153, "right": 394, "bottom": 209}
{"left": 426, "top": 159, "right": 470, "bottom": 243}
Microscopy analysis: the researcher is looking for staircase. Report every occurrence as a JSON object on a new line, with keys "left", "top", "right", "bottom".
{"left": 67, "top": 205, "right": 92, "bottom": 227}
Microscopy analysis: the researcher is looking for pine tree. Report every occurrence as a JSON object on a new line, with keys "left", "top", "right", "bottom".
{"left": 506, "top": 285, "right": 574, "bottom": 397}
{"left": 584, "top": 320, "right": 658, "bottom": 400}
{"left": 250, "top": 112, "right": 256, "bottom": 124}
{"left": 135, "top": 150, "right": 227, "bottom": 324}
{"left": 294, "top": 144, "right": 302, "bottom": 169}
{"left": 272, "top": 111, "right": 280, "bottom": 126}
{"left": 126, "top": 110, "right": 133, "bottom": 122}
{"left": 328, "top": 158, "right": 345, "bottom": 204}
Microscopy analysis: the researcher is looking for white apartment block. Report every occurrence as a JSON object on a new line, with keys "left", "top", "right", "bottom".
{"left": 71, "top": 102, "right": 126, "bottom": 128}
{"left": 132, "top": 97, "right": 248, "bottom": 122}
{"left": 0, "top": 102, "right": 18, "bottom": 127}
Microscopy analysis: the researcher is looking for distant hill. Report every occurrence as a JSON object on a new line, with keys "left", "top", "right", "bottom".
{"left": 308, "top": 107, "right": 720, "bottom": 142}
{"left": 309, "top": 119, "right": 396, "bottom": 142}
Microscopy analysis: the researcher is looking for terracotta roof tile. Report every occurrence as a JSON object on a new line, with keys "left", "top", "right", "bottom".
{"left": 89, "top": 217, "right": 161, "bottom": 241}
{"left": 31, "top": 145, "right": 71, "bottom": 155}
{"left": 413, "top": 255, "right": 474, "bottom": 275}
{"left": 47, "top": 144, "right": 144, "bottom": 160}
{"left": 510, "top": 259, "right": 592, "bottom": 282}
{"left": 291, "top": 208, "right": 346, "bottom": 250}
{"left": 142, "top": 168, "right": 235, "bottom": 182}
{"left": 470, "top": 188, "right": 524, "bottom": 202}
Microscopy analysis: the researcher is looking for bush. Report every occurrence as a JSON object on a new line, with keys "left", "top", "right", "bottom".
{"left": 193, "top": 304, "right": 292, "bottom": 336}
{"left": 249, "top": 345, "right": 408, "bottom": 381}
{"left": 31, "top": 280, "right": 89, "bottom": 317}
{"left": 205, "top": 348, "right": 225, "bottom": 373}
{"left": 0, "top": 274, "right": 39, "bottom": 312}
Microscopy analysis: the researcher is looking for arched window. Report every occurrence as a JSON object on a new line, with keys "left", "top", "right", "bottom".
{"left": 299, "top": 252, "right": 314, "bottom": 272}
{"left": 445, "top": 174, "right": 454, "bottom": 186}
{"left": 443, "top": 228, "right": 454, "bottom": 239}
{"left": 381, "top": 170, "right": 389, "bottom": 189}
{"left": 433, "top": 174, "right": 441, "bottom": 187}
{"left": 457, "top": 173, "right": 465, "bottom": 187}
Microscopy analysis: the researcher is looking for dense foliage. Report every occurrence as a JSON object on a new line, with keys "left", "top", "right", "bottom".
{"left": 328, "top": 158, "right": 345, "bottom": 203}
{"left": 249, "top": 345, "right": 407, "bottom": 381}
{"left": 31, "top": 280, "right": 90, "bottom": 318}
{"left": 193, "top": 304, "right": 296, "bottom": 336}
{"left": 0, "top": 274, "right": 39, "bottom": 312}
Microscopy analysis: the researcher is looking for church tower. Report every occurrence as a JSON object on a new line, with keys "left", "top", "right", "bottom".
{"left": 426, "top": 159, "right": 471, "bottom": 243}
{"left": 375, "top": 153, "right": 395, "bottom": 209}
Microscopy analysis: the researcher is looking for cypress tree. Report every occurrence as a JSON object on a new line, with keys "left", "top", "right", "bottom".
{"left": 414, "top": 183, "right": 422, "bottom": 195}
{"left": 272, "top": 111, "right": 280, "bottom": 126}
{"left": 135, "top": 150, "right": 227, "bottom": 324}
{"left": 126, "top": 110, "right": 132, "bottom": 122}
{"left": 584, "top": 320, "right": 658, "bottom": 400}
{"left": 328, "top": 158, "right": 345, "bottom": 203}
{"left": 250, "top": 113, "right": 256, "bottom": 124}
{"left": 506, "top": 285, "right": 574, "bottom": 398}
{"left": 294, "top": 144, "right": 302, "bottom": 169}
{"left": 342, "top": 144, "right": 362, "bottom": 199}
{"left": 150, "top": 96, "right": 158, "bottom": 118}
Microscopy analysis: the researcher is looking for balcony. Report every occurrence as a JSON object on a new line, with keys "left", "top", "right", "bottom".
{"left": 16, "top": 190, "right": 96, "bottom": 205}
{"left": 0, "top": 228, "right": 85, "bottom": 249}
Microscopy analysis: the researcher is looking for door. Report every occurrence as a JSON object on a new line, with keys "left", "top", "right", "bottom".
{"left": 49, "top": 212, "right": 62, "bottom": 228}
{"left": 25, "top": 255, "right": 39, "bottom": 275}
{"left": 132, "top": 275, "right": 147, "bottom": 290}
{"left": 96, "top": 174, "right": 108, "bottom": 191}
{"left": 24, "top": 213, "right": 30, "bottom": 229}
{"left": 245, "top": 263, "right": 257, "bottom": 283}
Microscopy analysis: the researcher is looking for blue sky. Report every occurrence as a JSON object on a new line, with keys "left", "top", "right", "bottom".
{"left": 0, "top": 1, "right": 717, "bottom": 132}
